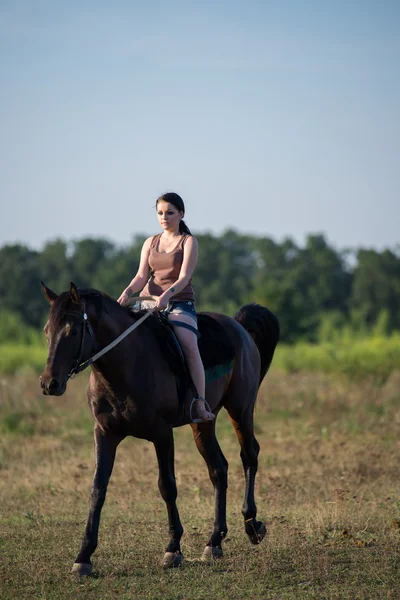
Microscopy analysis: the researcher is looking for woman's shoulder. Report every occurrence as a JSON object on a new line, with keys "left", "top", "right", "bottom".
{"left": 143, "top": 234, "right": 161, "bottom": 248}
{"left": 182, "top": 234, "right": 198, "bottom": 248}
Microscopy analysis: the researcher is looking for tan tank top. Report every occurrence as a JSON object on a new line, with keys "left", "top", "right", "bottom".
{"left": 140, "top": 233, "right": 196, "bottom": 302}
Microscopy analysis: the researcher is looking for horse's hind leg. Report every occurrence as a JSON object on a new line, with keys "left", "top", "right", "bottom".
{"left": 191, "top": 420, "right": 228, "bottom": 560}
{"left": 72, "top": 426, "right": 122, "bottom": 575}
{"left": 153, "top": 424, "right": 184, "bottom": 568}
{"left": 228, "top": 412, "right": 266, "bottom": 545}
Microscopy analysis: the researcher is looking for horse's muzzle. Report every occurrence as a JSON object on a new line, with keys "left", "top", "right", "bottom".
{"left": 39, "top": 375, "right": 67, "bottom": 396}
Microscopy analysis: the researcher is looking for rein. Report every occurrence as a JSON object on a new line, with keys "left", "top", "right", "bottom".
{"left": 67, "top": 298, "right": 156, "bottom": 380}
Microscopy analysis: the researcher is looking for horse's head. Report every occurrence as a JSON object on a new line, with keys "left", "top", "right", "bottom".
{"left": 39, "top": 281, "right": 94, "bottom": 396}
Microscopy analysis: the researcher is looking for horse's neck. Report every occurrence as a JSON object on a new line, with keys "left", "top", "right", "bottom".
{"left": 94, "top": 306, "right": 134, "bottom": 346}
{"left": 91, "top": 310, "right": 154, "bottom": 395}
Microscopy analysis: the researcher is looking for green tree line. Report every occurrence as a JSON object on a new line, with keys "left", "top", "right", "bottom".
{"left": 1, "top": 231, "right": 399, "bottom": 343}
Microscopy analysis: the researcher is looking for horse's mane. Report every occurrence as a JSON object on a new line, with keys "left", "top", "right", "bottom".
{"left": 51, "top": 288, "right": 157, "bottom": 329}
{"left": 50, "top": 288, "right": 131, "bottom": 325}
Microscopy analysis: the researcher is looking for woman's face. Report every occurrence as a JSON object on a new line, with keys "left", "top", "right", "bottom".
{"left": 156, "top": 201, "right": 183, "bottom": 233}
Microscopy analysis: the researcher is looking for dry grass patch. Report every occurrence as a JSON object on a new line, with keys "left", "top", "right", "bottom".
{"left": 1, "top": 369, "right": 400, "bottom": 598}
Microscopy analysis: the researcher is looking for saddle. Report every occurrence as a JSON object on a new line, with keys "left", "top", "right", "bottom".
{"left": 142, "top": 311, "right": 235, "bottom": 408}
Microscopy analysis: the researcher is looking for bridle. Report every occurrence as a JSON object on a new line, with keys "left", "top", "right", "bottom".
{"left": 65, "top": 299, "right": 156, "bottom": 381}
{"left": 66, "top": 300, "right": 98, "bottom": 380}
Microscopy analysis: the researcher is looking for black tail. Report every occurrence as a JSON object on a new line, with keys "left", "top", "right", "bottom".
{"left": 234, "top": 303, "right": 280, "bottom": 386}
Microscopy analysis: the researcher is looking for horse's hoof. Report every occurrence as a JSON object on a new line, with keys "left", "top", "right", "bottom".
{"left": 246, "top": 520, "right": 267, "bottom": 545}
{"left": 201, "top": 545, "right": 223, "bottom": 561}
{"left": 162, "top": 551, "right": 183, "bottom": 568}
{"left": 71, "top": 562, "right": 93, "bottom": 576}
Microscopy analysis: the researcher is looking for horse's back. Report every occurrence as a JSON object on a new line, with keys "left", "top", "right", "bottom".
{"left": 201, "top": 311, "right": 259, "bottom": 352}
{"left": 201, "top": 311, "right": 261, "bottom": 395}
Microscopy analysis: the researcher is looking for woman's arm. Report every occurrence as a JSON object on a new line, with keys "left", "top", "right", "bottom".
{"left": 117, "top": 236, "right": 153, "bottom": 305}
{"left": 155, "top": 236, "right": 198, "bottom": 309}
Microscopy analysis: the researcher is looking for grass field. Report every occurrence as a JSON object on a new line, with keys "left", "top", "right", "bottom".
{"left": 1, "top": 367, "right": 400, "bottom": 599}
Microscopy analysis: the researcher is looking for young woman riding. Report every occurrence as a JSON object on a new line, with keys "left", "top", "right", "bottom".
{"left": 117, "top": 192, "right": 215, "bottom": 423}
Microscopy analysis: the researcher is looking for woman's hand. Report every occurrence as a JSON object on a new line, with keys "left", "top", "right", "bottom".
{"left": 155, "top": 294, "right": 169, "bottom": 311}
{"left": 117, "top": 290, "right": 131, "bottom": 306}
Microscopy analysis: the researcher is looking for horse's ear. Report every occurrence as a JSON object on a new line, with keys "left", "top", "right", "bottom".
{"left": 69, "top": 282, "right": 81, "bottom": 304}
{"left": 41, "top": 281, "right": 58, "bottom": 304}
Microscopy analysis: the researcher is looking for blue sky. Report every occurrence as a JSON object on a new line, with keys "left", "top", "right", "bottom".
{"left": 1, "top": 0, "right": 399, "bottom": 251}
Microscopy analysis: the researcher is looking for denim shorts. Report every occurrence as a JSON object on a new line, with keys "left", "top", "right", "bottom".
{"left": 166, "top": 301, "right": 197, "bottom": 322}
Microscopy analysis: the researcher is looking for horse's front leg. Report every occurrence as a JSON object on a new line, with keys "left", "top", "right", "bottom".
{"left": 72, "top": 425, "right": 122, "bottom": 575}
{"left": 153, "top": 424, "right": 184, "bottom": 568}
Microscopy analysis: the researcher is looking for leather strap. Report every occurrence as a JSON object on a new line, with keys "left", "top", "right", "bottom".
{"left": 171, "top": 320, "right": 201, "bottom": 338}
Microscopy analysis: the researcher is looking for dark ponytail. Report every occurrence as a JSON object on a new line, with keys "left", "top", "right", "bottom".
{"left": 179, "top": 219, "right": 192, "bottom": 235}
{"left": 156, "top": 192, "right": 192, "bottom": 235}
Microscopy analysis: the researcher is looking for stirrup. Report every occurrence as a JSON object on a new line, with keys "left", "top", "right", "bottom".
{"left": 189, "top": 396, "right": 214, "bottom": 423}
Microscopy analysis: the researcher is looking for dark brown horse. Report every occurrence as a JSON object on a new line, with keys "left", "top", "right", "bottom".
{"left": 39, "top": 282, "right": 279, "bottom": 575}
